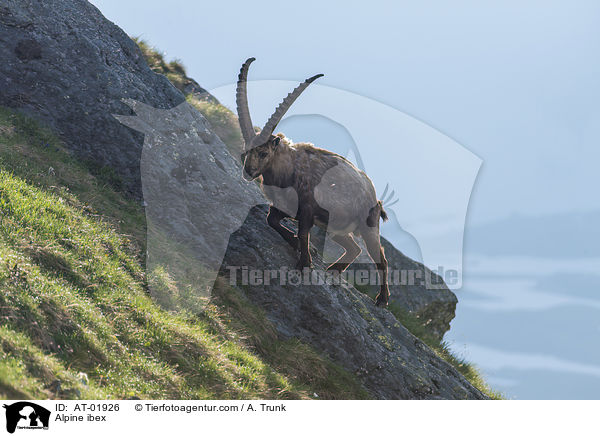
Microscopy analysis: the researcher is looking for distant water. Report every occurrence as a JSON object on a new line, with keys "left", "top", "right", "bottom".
{"left": 445, "top": 255, "right": 600, "bottom": 399}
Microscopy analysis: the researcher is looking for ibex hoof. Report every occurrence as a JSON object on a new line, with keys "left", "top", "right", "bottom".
{"left": 296, "top": 260, "right": 312, "bottom": 270}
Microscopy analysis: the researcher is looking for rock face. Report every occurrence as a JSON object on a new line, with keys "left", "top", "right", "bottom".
{"left": 344, "top": 236, "right": 457, "bottom": 340}
{"left": 114, "top": 100, "right": 266, "bottom": 307}
{"left": 312, "top": 227, "right": 458, "bottom": 340}
{"left": 0, "top": 0, "right": 184, "bottom": 196}
{"left": 378, "top": 237, "right": 458, "bottom": 339}
{"left": 219, "top": 206, "right": 484, "bottom": 399}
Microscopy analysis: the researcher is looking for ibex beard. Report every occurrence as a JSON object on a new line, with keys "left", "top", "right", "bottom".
{"left": 236, "top": 57, "right": 390, "bottom": 307}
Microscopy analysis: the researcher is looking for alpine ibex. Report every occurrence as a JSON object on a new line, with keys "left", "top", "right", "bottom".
{"left": 236, "top": 58, "right": 390, "bottom": 306}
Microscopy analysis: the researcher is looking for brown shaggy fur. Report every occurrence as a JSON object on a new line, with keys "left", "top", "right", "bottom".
{"left": 242, "top": 133, "right": 390, "bottom": 306}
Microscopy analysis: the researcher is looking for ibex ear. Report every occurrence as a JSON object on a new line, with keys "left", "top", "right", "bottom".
{"left": 273, "top": 136, "right": 281, "bottom": 146}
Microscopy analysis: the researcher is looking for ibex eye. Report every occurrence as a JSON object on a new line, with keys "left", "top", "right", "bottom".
{"left": 259, "top": 151, "right": 268, "bottom": 158}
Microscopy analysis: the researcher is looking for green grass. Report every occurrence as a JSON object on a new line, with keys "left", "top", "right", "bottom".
{"left": 135, "top": 39, "right": 188, "bottom": 93}
{"left": 0, "top": 107, "right": 368, "bottom": 400}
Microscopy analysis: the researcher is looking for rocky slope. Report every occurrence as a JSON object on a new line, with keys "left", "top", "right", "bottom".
{"left": 0, "top": 0, "right": 183, "bottom": 196}
{"left": 0, "top": 0, "right": 488, "bottom": 399}
{"left": 219, "top": 205, "right": 484, "bottom": 399}
{"left": 314, "top": 229, "right": 458, "bottom": 341}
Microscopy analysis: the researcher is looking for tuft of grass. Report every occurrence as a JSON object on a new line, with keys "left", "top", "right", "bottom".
{"left": 0, "top": 106, "right": 368, "bottom": 400}
{"left": 389, "top": 308, "right": 503, "bottom": 399}
{"left": 135, "top": 39, "right": 185, "bottom": 88}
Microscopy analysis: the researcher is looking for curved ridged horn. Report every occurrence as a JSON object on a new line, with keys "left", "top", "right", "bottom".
{"left": 236, "top": 57, "right": 256, "bottom": 147}
{"left": 252, "top": 73, "right": 324, "bottom": 147}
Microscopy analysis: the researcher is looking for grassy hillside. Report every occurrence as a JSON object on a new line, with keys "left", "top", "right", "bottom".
{"left": 0, "top": 107, "right": 368, "bottom": 399}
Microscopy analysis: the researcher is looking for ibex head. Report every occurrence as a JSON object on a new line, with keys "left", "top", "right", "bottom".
{"left": 236, "top": 57, "right": 323, "bottom": 180}
{"left": 240, "top": 135, "right": 281, "bottom": 180}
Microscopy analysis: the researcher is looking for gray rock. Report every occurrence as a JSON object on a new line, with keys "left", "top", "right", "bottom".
{"left": 218, "top": 205, "right": 485, "bottom": 399}
{"left": 308, "top": 227, "right": 458, "bottom": 340}
{"left": 0, "top": 0, "right": 184, "bottom": 196}
{"left": 114, "top": 100, "right": 266, "bottom": 308}
{"left": 377, "top": 237, "right": 458, "bottom": 340}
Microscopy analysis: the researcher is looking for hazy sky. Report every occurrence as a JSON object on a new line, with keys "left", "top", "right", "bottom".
{"left": 90, "top": 0, "right": 600, "bottom": 225}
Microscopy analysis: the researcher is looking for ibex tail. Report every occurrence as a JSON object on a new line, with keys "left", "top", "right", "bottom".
{"left": 367, "top": 200, "right": 388, "bottom": 227}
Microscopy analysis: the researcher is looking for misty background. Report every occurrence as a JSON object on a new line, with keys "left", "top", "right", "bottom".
{"left": 90, "top": 0, "right": 600, "bottom": 399}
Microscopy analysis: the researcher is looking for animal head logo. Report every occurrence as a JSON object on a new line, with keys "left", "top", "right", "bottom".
{"left": 114, "top": 58, "right": 480, "bottom": 312}
{"left": 3, "top": 402, "right": 50, "bottom": 434}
